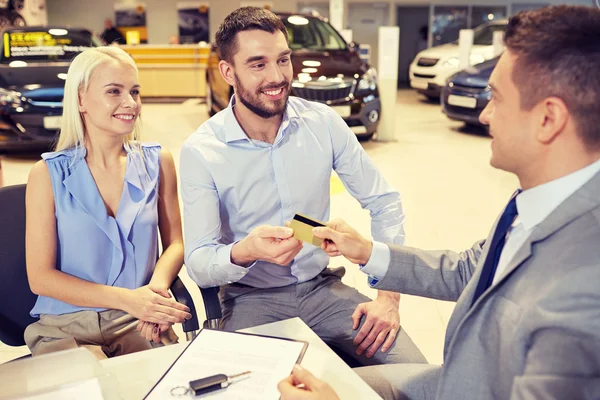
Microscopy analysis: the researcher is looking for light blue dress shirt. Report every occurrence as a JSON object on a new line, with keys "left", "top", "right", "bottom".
{"left": 363, "top": 158, "right": 600, "bottom": 284}
{"left": 180, "top": 96, "right": 404, "bottom": 289}
{"left": 30, "top": 143, "right": 162, "bottom": 317}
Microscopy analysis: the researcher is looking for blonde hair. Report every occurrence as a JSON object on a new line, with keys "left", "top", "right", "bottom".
{"left": 55, "top": 46, "right": 142, "bottom": 153}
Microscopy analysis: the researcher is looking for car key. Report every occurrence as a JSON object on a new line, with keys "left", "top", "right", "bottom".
{"left": 170, "top": 371, "right": 252, "bottom": 397}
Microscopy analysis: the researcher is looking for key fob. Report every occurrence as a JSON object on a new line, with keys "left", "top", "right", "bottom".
{"left": 189, "top": 373, "right": 229, "bottom": 396}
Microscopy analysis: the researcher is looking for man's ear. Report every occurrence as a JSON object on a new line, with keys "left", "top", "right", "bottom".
{"left": 219, "top": 60, "right": 236, "bottom": 88}
{"left": 536, "top": 96, "right": 569, "bottom": 145}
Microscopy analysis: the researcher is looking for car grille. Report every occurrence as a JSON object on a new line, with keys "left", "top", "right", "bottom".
{"left": 450, "top": 84, "right": 487, "bottom": 94}
{"left": 417, "top": 57, "right": 439, "bottom": 67}
{"left": 445, "top": 105, "right": 482, "bottom": 118}
{"left": 414, "top": 73, "right": 436, "bottom": 79}
{"left": 292, "top": 85, "right": 353, "bottom": 102}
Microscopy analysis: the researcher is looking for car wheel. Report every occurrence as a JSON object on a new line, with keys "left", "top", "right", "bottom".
{"left": 10, "top": 14, "right": 25, "bottom": 27}
{"left": 0, "top": 14, "right": 10, "bottom": 30}
{"left": 357, "top": 133, "right": 374, "bottom": 141}
{"left": 425, "top": 95, "right": 440, "bottom": 102}
{"left": 205, "top": 78, "right": 215, "bottom": 117}
{"left": 10, "top": 0, "right": 24, "bottom": 11}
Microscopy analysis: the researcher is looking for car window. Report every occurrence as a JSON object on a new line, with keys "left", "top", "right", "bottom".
{"left": 1, "top": 29, "right": 99, "bottom": 63}
{"left": 282, "top": 16, "right": 346, "bottom": 51}
{"left": 473, "top": 24, "right": 506, "bottom": 45}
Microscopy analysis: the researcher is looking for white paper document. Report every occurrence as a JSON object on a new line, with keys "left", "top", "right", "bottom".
{"left": 145, "top": 329, "right": 308, "bottom": 399}
{"left": 16, "top": 378, "right": 104, "bottom": 400}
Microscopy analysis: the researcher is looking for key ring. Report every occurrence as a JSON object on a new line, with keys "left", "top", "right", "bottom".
{"left": 170, "top": 386, "right": 191, "bottom": 396}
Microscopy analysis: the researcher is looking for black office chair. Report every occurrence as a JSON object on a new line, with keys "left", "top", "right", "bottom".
{"left": 198, "top": 286, "right": 222, "bottom": 329}
{"left": 0, "top": 184, "right": 199, "bottom": 356}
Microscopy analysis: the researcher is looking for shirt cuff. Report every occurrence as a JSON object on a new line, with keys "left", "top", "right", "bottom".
{"left": 216, "top": 243, "right": 254, "bottom": 283}
{"left": 359, "top": 241, "right": 390, "bottom": 285}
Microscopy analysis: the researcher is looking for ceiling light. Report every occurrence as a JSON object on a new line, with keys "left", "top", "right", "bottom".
{"left": 9, "top": 61, "right": 27, "bottom": 68}
{"left": 287, "top": 16, "right": 309, "bottom": 25}
{"left": 48, "top": 29, "right": 68, "bottom": 36}
{"left": 302, "top": 60, "right": 321, "bottom": 67}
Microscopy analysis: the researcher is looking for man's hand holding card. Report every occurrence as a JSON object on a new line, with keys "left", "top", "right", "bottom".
{"left": 231, "top": 225, "right": 303, "bottom": 267}
{"left": 288, "top": 213, "right": 327, "bottom": 247}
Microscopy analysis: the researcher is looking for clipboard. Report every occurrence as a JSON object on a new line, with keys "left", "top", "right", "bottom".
{"left": 144, "top": 328, "right": 309, "bottom": 399}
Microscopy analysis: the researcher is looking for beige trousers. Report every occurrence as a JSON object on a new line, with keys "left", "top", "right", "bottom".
{"left": 24, "top": 310, "right": 178, "bottom": 359}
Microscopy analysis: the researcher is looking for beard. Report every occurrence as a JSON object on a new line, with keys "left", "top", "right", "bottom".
{"left": 234, "top": 73, "right": 291, "bottom": 119}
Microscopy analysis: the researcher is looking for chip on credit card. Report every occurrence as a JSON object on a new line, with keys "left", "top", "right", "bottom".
{"left": 289, "top": 213, "right": 326, "bottom": 246}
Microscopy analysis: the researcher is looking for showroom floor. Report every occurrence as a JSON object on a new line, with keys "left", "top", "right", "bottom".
{"left": 0, "top": 89, "right": 518, "bottom": 365}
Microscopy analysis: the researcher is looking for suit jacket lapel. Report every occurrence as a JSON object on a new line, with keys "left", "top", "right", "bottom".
{"left": 472, "top": 170, "right": 600, "bottom": 306}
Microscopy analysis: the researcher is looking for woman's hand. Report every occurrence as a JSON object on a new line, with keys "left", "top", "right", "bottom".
{"left": 123, "top": 285, "right": 191, "bottom": 325}
{"left": 137, "top": 320, "right": 171, "bottom": 343}
{"left": 136, "top": 283, "right": 177, "bottom": 343}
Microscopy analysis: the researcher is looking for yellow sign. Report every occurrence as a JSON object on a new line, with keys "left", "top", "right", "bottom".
{"left": 126, "top": 30, "right": 140, "bottom": 45}
{"left": 3, "top": 33, "right": 8, "bottom": 58}
{"left": 5, "top": 31, "right": 88, "bottom": 58}
{"left": 8, "top": 32, "right": 72, "bottom": 47}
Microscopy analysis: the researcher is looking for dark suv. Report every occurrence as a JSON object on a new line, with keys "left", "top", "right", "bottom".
{"left": 206, "top": 13, "right": 380, "bottom": 139}
{"left": 0, "top": 27, "right": 99, "bottom": 152}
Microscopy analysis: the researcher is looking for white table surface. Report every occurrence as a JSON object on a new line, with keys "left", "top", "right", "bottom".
{"left": 100, "top": 317, "right": 381, "bottom": 399}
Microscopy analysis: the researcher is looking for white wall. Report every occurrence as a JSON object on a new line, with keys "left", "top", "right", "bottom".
{"left": 47, "top": 0, "right": 297, "bottom": 44}
{"left": 46, "top": 0, "right": 597, "bottom": 44}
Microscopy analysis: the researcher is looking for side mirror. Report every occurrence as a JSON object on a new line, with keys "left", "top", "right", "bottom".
{"left": 348, "top": 41, "right": 359, "bottom": 52}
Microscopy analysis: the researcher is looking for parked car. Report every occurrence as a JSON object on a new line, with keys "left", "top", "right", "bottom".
{"left": 409, "top": 19, "right": 506, "bottom": 99}
{"left": 206, "top": 13, "right": 381, "bottom": 139}
{"left": 441, "top": 56, "right": 498, "bottom": 128}
{"left": 0, "top": 26, "right": 99, "bottom": 153}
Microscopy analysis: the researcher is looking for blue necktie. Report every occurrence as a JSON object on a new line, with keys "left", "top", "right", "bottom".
{"left": 471, "top": 191, "right": 520, "bottom": 306}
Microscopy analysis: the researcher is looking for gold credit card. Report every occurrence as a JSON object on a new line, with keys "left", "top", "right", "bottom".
{"left": 289, "top": 213, "right": 326, "bottom": 247}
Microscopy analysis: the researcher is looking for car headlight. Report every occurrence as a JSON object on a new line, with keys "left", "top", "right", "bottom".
{"left": 443, "top": 55, "right": 487, "bottom": 69}
{"left": 470, "top": 54, "right": 485, "bottom": 65}
{"left": 443, "top": 57, "right": 460, "bottom": 69}
{"left": 357, "top": 68, "right": 377, "bottom": 92}
{"left": 0, "top": 88, "right": 22, "bottom": 107}
{"left": 484, "top": 85, "right": 493, "bottom": 100}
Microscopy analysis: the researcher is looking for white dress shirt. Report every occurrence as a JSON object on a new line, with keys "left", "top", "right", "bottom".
{"left": 180, "top": 96, "right": 405, "bottom": 288}
{"left": 363, "top": 158, "right": 600, "bottom": 285}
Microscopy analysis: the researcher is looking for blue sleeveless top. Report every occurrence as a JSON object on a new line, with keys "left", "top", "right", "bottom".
{"left": 30, "top": 143, "right": 162, "bottom": 317}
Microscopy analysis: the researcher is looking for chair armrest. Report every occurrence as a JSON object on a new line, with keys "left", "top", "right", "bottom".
{"left": 170, "top": 276, "right": 200, "bottom": 334}
{"left": 199, "top": 286, "right": 222, "bottom": 329}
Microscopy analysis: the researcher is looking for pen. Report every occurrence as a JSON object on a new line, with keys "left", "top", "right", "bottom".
{"left": 189, "top": 371, "right": 252, "bottom": 396}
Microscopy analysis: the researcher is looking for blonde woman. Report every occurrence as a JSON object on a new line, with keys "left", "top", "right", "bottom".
{"left": 24, "top": 46, "right": 191, "bottom": 358}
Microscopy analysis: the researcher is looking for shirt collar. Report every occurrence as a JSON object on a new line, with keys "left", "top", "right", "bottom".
{"left": 516, "top": 158, "right": 600, "bottom": 231}
{"left": 223, "top": 94, "right": 299, "bottom": 144}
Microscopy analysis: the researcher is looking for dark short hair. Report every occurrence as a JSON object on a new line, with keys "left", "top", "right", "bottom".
{"left": 216, "top": 7, "right": 288, "bottom": 64}
{"left": 504, "top": 5, "right": 600, "bottom": 150}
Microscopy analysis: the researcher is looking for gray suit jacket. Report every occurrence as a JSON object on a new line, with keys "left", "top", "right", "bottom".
{"left": 374, "top": 171, "right": 600, "bottom": 400}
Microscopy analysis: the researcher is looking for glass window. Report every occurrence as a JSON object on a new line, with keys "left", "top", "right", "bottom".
{"left": 432, "top": 6, "right": 468, "bottom": 46}
{"left": 471, "top": 6, "right": 507, "bottom": 29}
{"left": 282, "top": 16, "right": 346, "bottom": 50}
{"left": 473, "top": 22, "right": 508, "bottom": 45}
{"left": 511, "top": 3, "right": 550, "bottom": 15}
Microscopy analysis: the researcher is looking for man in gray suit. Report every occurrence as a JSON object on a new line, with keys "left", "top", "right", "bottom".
{"left": 278, "top": 5, "right": 600, "bottom": 400}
